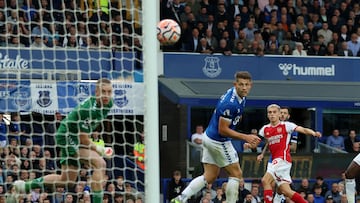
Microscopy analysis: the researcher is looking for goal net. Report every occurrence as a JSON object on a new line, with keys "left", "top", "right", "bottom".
{"left": 0, "top": 0, "right": 159, "bottom": 202}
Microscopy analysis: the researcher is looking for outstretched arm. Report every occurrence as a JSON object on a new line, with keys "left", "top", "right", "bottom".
{"left": 295, "top": 126, "right": 322, "bottom": 138}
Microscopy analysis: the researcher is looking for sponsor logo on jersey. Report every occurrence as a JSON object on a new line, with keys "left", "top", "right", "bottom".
{"left": 37, "top": 90, "right": 52, "bottom": 107}
{"left": 202, "top": 56, "right": 221, "bottom": 78}
{"left": 279, "top": 63, "right": 335, "bottom": 76}
{"left": 114, "top": 89, "right": 128, "bottom": 108}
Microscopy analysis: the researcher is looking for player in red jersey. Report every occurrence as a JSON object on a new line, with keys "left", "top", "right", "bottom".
{"left": 258, "top": 104, "right": 321, "bottom": 203}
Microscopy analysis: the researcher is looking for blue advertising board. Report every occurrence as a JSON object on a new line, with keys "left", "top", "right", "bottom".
{"left": 0, "top": 80, "right": 144, "bottom": 115}
{"left": 163, "top": 53, "right": 360, "bottom": 81}
{"left": 0, "top": 48, "right": 143, "bottom": 81}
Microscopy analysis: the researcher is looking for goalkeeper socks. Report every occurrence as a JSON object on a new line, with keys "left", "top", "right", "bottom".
{"left": 92, "top": 191, "right": 103, "bottom": 203}
{"left": 25, "top": 177, "right": 44, "bottom": 193}
{"left": 346, "top": 179, "right": 356, "bottom": 203}
{"left": 181, "top": 175, "right": 207, "bottom": 202}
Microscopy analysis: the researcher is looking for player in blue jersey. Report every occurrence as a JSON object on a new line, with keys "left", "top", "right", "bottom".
{"left": 171, "top": 71, "right": 261, "bottom": 203}
{"left": 257, "top": 106, "right": 299, "bottom": 203}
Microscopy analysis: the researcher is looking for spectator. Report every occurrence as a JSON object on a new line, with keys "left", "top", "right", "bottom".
{"left": 8, "top": 112, "right": 24, "bottom": 144}
{"left": 297, "top": 178, "right": 312, "bottom": 194}
{"left": 196, "top": 37, "right": 213, "bottom": 54}
{"left": 329, "top": 32, "right": 341, "bottom": 53}
{"left": 312, "top": 176, "right": 329, "bottom": 197}
{"left": 214, "top": 38, "right": 232, "bottom": 55}
{"left": 326, "top": 129, "right": 345, "bottom": 151}
{"left": 201, "top": 183, "right": 217, "bottom": 200}
{"left": 347, "top": 33, "right": 360, "bottom": 56}
{"left": 191, "top": 125, "right": 205, "bottom": 146}
{"left": 324, "top": 182, "right": 341, "bottom": 203}
{"left": 314, "top": 184, "right": 325, "bottom": 203}
{"left": 133, "top": 131, "right": 145, "bottom": 170}
{"left": 250, "top": 186, "right": 261, "bottom": 203}
{"left": 317, "top": 22, "right": 333, "bottom": 46}
{"left": 31, "top": 17, "right": 52, "bottom": 47}
{"left": 263, "top": 0, "right": 278, "bottom": 23}
{"left": 167, "top": 170, "right": 186, "bottom": 202}
{"left": 233, "top": 41, "right": 248, "bottom": 54}
{"left": 212, "top": 187, "right": 225, "bottom": 203}
{"left": 307, "top": 193, "right": 315, "bottom": 203}
{"left": 184, "top": 27, "right": 200, "bottom": 52}
{"left": 292, "top": 42, "right": 307, "bottom": 56}
{"left": 344, "top": 130, "right": 360, "bottom": 153}
{"left": 214, "top": 3, "right": 230, "bottom": 26}
{"left": 338, "top": 25, "right": 351, "bottom": 43}
{"left": 325, "top": 42, "right": 338, "bottom": 56}
{"left": 44, "top": 112, "right": 62, "bottom": 157}
{"left": 242, "top": 21, "right": 257, "bottom": 41}
{"left": 238, "top": 178, "right": 251, "bottom": 203}
{"left": 279, "top": 43, "right": 293, "bottom": 55}
{"left": 115, "top": 175, "right": 125, "bottom": 193}
{"left": 337, "top": 41, "right": 353, "bottom": 57}
{"left": 307, "top": 41, "right": 326, "bottom": 56}
{"left": 31, "top": 35, "right": 47, "bottom": 48}
{"left": 204, "top": 29, "right": 218, "bottom": 50}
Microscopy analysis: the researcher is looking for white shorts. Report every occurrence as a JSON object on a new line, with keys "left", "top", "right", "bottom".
{"left": 353, "top": 153, "right": 360, "bottom": 165}
{"left": 201, "top": 134, "right": 239, "bottom": 168}
{"left": 267, "top": 158, "right": 292, "bottom": 186}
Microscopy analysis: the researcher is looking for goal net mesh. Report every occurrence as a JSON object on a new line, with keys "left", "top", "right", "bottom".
{"left": 0, "top": 0, "right": 145, "bottom": 202}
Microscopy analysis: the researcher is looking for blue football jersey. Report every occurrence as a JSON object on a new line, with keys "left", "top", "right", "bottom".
{"left": 205, "top": 87, "right": 246, "bottom": 142}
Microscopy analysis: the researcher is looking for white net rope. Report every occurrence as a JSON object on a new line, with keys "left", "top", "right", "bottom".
{"left": 0, "top": 0, "right": 144, "bottom": 202}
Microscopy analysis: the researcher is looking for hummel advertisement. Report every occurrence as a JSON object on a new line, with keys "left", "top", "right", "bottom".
{"left": 164, "top": 53, "right": 359, "bottom": 81}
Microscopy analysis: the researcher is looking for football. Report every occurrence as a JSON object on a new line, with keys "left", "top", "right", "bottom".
{"left": 157, "top": 19, "right": 181, "bottom": 45}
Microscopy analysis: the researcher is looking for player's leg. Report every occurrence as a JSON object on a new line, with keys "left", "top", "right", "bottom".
{"left": 171, "top": 135, "right": 222, "bottom": 203}
{"left": 262, "top": 172, "right": 275, "bottom": 203}
{"left": 78, "top": 148, "right": 107, "bottom": 203}
{"left": 224, "top": 162, "right": 242, "bottom": 203}
{"left": 278, "top": 183, "right": 306, "bottom": 203}
{"left": 273, "top": 187, "right": 286, "bottom": 203}
{"left": 171, "top": 163, "right": 219, "bottom": 203}
{"left": 15, "top": 164, "right": 78, "bottom": 193}
{"left": 345, "top": 154, "right": 360, "bottom": 203}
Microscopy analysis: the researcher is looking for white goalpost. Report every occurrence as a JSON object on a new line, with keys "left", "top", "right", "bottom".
{"left": 143, "top": 1, "right": 161, "bottom": 203}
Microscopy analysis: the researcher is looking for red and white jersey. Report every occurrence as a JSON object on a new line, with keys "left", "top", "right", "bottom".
{"left": 259, "top": 121, "right": 298, "bottom": 162}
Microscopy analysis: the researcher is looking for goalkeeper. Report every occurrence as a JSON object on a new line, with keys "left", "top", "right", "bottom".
{"left": 14, "top": 78, "right": 114, "bottom": 203}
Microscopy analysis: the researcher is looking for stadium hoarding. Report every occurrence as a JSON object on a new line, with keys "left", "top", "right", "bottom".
{"left": 0, "top": 48, "right": 143, "bottom": 81}
{"left": 163, "top": 53, "right": 360, "bottom": 82}
{"left": 0, "top": 80, "right": 144, "bottom": 115}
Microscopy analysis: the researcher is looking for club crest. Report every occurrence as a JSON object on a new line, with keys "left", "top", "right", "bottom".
{"left": 13, "top": 91, "right": 30, "bottom": 107}
{"left": 37, "top": 90, "right": 52, "bottom": 107}
{"left": 114, "top": 89, "right": 128, "bottom": 108}
{"left": 202, "top": 56, "right": 221, "bottom": 78}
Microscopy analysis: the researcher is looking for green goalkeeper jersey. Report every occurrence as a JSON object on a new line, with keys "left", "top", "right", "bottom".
{"left": 56, "top": 96, "right": 113, "bottom": 165}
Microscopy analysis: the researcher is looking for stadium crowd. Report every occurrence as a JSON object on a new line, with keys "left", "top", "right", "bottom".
{"left": 0, "top": 0, "right": 142, "bottom": 51}
{"left": 160, "top": 0, "right": 360, "bottom": 56}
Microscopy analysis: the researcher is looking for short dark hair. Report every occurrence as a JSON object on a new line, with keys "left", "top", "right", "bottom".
{"left": 235, "top": 71, "right": 252, "bottom": 81}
